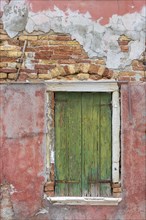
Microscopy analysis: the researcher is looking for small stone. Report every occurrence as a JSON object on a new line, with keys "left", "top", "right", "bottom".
{"left": 79, "top": 63, "right": 90, "bottom": 73}
{"left": 44, "top": 182, "right": 54, "bottom": 192}
{"left": 8, "top": 73, "right": 17, "bottom": 79}
{"left": 97, "top": 66, "right": 106, "bottom": 76}
{"left": 113, "top": 187, "right": 122, "bottom": 193}
{"left": 89, "top": 75, "right": 102, "bottom": 80}
{"left": 103, "top": 68, "right": 113, "bottom": 79}
{"left": 0, "top": 73, "right": 7, "bottom": 79}
{"left": 64, "top": 64, "right": 76, "bottom": 75}
{"left": 88, "top": 64, "right": 99, "bottom": 74}
{"left": 77, "top": 73, "right": 89, "bottom": 80}
{"left": 38, "top": 73, "right": 52, "bottom": 80}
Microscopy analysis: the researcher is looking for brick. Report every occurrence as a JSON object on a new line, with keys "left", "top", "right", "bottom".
{"left": 88, "top": 64, "right": 99, "bottom": 74}
{"left": 44, "top": 182, "right": 54, "bottom": 192}
{"left": 35, "top": 64, "right": 55, "bottom": 70}
{"left": 113, "top": 187, "right": 122, "bottom": 193}
{"left": 118, "top": 35, "right": 131, "bottom": 42}
{"left": 27, "top": 73, "right": 37, "bottom": 79}
{"left": 50, "top": 55, "right": 71, "bottom": 60}
{"left": 120, "top": 45, "right": 129, "bottom": 52}
{"left": 119, "top": 72, "right": 135, "bottom": 76}
{"left": 77, "top": 73, "right": 89, "bottom": 80}
{"left": 89, "top": 74, "right": 102, "bottom": 80}
{"left": 79, "top": 63, "right": 90, "bottom": 73}
{"left": 103, "top": 68, "right": 113, "bottom": 79}
{"left": 64, "top": 64, "right": 77, "bottom": 75}
{"left": 29, "top": 40, "right": 49, "bottom": 47}
{"left": 0, "top": 68, "right": 16, "bottom": 73}
{"left": 0, "top": 45, "right": 21, "bottom": 51}
{"left": 0, "top": 63, "right": 7, "bottom": 68}
{"left": 48, "top": 40, "right": 79, "bottom": 45}
{"left": 0, "top": 34, "right": 10, "bottom": 40}
{"left": 52, "top": 66, "right": 66, "bottom": 78}
{"left": 45, "top": 191, "right": 55, "bottom": 197}
{"left": 112, "top": 183, "right": 121, "bottom": 188}
{"left": 38, "top": 73, "right": 52, "bottom": 80}
{"left": 8, "top": 51, "right": 22, "bottom": 58}
{"left": 132, "top": 60, "right": 145, "bottom": 71}
{"left": 97, "top": 66, "right": 106, "bottom": 76}
{"left": 19, "top": 35, "right": 38, "bottom": 41}
{"left": 59, "top": 59, "right": 76, "bottom": 64}
{"left": 95, "top": 59, "right": 105, "bottom": 65}
{"left": 8, "top": 73, "right": 17, "bottom": 80}
{"left": 39, "top": 60, "right": 58, "bottom": 65}
{"left": 38, "top": 69, "right": 49, "bottom": 74}
{"left": 0, "top": 73, "right": 7, "bottom": 79}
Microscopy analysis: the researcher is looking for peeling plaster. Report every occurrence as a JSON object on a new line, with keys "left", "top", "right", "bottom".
{"left": 1, "top": 0, "right": 146, "bottom": 69}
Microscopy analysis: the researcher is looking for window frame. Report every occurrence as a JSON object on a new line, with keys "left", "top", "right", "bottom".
{"left": 46, "top": 80, "right": 121, "bottom": 205}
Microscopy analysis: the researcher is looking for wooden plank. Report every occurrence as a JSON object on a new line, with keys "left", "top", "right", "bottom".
{"left": 55, "top": 92, "right": 82, "bottom": 196}
{"left": 55, "top": 92, "right": 69, "bottom": 196}
{"left": 67, "top": 93, "right": 82, "bottom": 196}
{"left": 81, "top": 93, "right": 100, "bottom": 196}
{"left": 100, "top": 93, "right": 112, "bottom": 196}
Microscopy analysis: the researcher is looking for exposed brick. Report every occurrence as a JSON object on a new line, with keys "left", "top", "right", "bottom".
{"left": 38, "top": 73, "right": 52, "bottom": 80}
{"left": 35, "top": 64, "right": 55, "bottom": 70}
{"left": 89, "top": 74, "right": 102, "bottom": 80}
{"left": 0, "top": 45, "right": 21, "bottom": 51}
{"left": 45, "top": 191, "right": 55, "bottom": 197}
{"left": 48, "top": 40, "right": 79, "bottom": 45}
{"left": 77, "top": 73, "right": 89, "bottom": 80}
{"left": 44, "top": 182, "right": 54, "bottom": 192}
{"left": 113, "top": 187, "right": 122, "bottom": 193}
{"left": 0, "top": 68, "right": 16, "bottom": 73}
{"left": 50, "top": 163, "right": 55, "bottom": 181}
{"left": 19, "top": 35, "right": 38, "bottom": 41}
{"left": 8, "top": 73, "right": 17, "bottom": 80}
{"left": 132, "top": 60, "right": 145, "bottom": 71}
{"left": 0, "top": 34, "right": 10, "bottom": 40}
{"left": 0, "top": 73, "right": 7, "bottom": 79}
{"left": 112, "top": 183, "right": 121, "bottom": 188}
{"left": 120, "top": 45, "right": 129, "bottom": 52}
{"left": 29, "top": 40, "right": 49, "bottom": 47}
{"left": 27, "top": 73, "right": 38, "bottom": 79}
{"left": 18, "top": 73, "right": 29, "bottom": 81}
{"left": 97, "top": 66, "right": 106, "bottom": 76}
{"left": 35, "top": 51, "right": 52, "bottom": 59}
{"left": 0, "top": 63, "right": 7, "bottom": 68}
{"left": 59, "top": 59, "right": 76, "bottom": 64}
{"left": 88, "top": 64, "right": 99, "bottom": 74}
{"left": 64, "top": 64, "right": 77, "bottom": 75}
{"left": 103, "top": 68, "right": 113, "bottom": 79}
{"left": 79, "top": 63, "right": 90, "bottom": 73}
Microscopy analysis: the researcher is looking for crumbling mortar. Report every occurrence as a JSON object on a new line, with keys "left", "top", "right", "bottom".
{"left": 1, "top": 1, "right": 146, "bottom": 70}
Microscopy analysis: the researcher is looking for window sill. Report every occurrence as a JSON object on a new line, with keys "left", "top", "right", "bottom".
{"left": 47, "top": 196, "right": 122, "bottom": 206}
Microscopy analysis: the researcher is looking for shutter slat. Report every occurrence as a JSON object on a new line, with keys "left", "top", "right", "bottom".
{"left": 100, "top": 93, "right": 112, "bottom": 196}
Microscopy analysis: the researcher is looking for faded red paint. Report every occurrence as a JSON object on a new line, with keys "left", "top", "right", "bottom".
{"left": 26, "top": 0, "right": 145, "bottom": 24}
{"left": 1, "top": 83, "right": 145, "bottom": 219}
{"left": 0, "top": 84, "right": 46, "bottom": 218}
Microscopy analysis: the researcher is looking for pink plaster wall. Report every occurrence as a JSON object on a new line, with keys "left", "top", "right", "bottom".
{"left": 0, "top": 84, "right": 46, "bottom": 218}
{"left": 0, "top": 82, "right": 146, "bottom": 219}
{"left": 26, "top": 0, "right": 145, "bottom": 24}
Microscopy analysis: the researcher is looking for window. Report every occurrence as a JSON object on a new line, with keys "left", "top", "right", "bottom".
{"left": 46, "top": 81, "right": 121, "bottom": 205}
{"left": 55, "top": 92, "right": 112, "bottom": 197}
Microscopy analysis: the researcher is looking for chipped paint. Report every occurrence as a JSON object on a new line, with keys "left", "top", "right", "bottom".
{"left": 1, "top": 0, "right": 146, "bottom": 70}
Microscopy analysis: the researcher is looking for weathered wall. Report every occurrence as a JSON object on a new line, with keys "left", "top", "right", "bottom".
{"left": 0, "top": 0, "right": 146, "bottom": 219}
{"left": 0, "top": 84, "right": 46, "bottom": 219}
{"left": 0, "top": 83, "right": 145, "bottom": 220}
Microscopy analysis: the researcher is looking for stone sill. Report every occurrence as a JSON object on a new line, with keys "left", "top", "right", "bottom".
{"left": 47, "top": 197, "right": 122, "bottom": 206}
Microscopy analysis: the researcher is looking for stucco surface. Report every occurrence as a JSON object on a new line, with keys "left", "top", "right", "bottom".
{"left": 0, "top": 84, "right": 46, "bottom": 218}
{"left": 0, "top": 82, "right": 146, "bottom": 219}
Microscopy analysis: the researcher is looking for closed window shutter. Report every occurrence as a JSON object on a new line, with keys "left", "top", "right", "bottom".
{"left": 55, "top": 92, "right": 112, "bottom": 197}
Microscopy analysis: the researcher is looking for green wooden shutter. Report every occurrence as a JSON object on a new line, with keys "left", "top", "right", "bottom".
{"left": 55, "top": 92, "right": 82, "bottom": 196}
{"left": 55, "top": 92, "right": 112, "bottom": 197}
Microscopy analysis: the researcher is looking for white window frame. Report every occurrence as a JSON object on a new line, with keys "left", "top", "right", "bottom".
{"left": 46, "top": 80, "right": 121, "bottom": 205}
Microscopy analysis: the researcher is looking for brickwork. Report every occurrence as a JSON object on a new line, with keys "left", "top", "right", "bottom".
{"left": 0, "top": 22, "right": 145, "bottom": 83}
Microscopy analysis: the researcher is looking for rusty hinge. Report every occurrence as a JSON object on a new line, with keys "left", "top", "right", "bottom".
{"left": 55, "top": 180, "right": 80, "bottom": 184}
